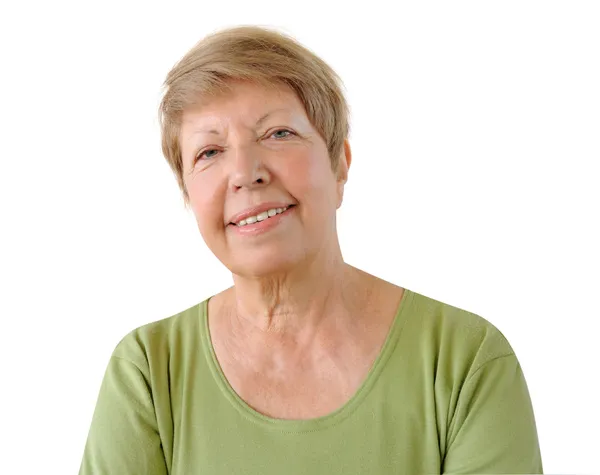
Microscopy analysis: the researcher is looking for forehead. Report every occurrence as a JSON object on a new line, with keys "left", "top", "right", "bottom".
{"left": 181, "top": 80, "right": 304, "bottom": 128}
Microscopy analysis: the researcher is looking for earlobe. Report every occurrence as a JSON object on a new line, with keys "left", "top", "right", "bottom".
{"left": 336, "top": 183, "right": 345, "bottom": 209}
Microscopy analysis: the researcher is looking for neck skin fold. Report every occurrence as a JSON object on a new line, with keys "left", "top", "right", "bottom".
{"left": 224, "top": 232, "right": 373, "bottom": 346}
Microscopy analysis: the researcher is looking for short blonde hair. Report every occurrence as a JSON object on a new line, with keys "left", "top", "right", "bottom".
{"left": 158, "top": 25, "right": 351, "bottom": 206}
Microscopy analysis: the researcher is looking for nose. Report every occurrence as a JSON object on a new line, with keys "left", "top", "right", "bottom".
{"left": 229, "top": 144, "right": 271, "bottom": 191}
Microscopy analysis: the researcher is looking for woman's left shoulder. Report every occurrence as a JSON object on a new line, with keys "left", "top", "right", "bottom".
{"left": 402, "top": 289, "right": 516, "bottom": 368}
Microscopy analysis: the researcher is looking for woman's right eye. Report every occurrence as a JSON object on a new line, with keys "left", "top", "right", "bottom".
{"left": 196, "top": 149, "right": 219, "bottom": 161}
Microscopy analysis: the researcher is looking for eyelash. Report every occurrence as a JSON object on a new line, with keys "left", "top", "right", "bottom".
{"left": 194, "top": 128, "right": 296, "bottom": 162}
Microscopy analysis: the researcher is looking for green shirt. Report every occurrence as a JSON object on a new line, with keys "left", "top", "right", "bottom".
{"left": 79, "top": 288, "right": 543, "bottom": 474}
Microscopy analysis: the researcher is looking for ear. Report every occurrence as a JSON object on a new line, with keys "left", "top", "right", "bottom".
{"left": 336, "top": 139, "right": 352, "bottom": 208}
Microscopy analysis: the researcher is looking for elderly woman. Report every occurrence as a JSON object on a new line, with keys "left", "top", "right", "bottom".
{"left": 79, "top": 26, "right": 543, "bottom": 474}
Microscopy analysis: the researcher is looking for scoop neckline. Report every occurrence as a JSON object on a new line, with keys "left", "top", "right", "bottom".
{"left": 200, "top": 287, "right": 414, "bottom": 433}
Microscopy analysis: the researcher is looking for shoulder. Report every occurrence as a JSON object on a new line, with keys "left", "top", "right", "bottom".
{"left": 402, "top": 288, "right": 516, "bottom": 380}
{"left": 110, "top": 298, "right": 208, "bottom": 371}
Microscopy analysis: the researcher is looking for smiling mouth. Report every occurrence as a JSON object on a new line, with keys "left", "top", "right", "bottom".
{"left": 228, "top": 204, "right": 296, "bottom": 226}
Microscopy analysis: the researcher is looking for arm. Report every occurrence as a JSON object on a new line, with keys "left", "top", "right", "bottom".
{"left": 79, "top": 356, "right": 168, "bottom": 475}
{"left": 442, "top": 354, "right": 543, "bottom": 474}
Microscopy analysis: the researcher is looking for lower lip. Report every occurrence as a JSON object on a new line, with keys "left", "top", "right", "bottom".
{"left": 228, "top": 207, "right": 295, "bottom": 236}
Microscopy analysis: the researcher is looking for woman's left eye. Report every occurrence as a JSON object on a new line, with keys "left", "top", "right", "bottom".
{"left": 270, "top": 129, "right": 295, "bottom": 139}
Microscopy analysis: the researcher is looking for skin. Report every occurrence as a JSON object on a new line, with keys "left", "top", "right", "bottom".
{"left": 179, "top": 80, "right": 404, "bottom": 419}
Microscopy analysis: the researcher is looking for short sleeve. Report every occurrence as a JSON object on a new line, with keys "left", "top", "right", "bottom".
{"left": 78, "top": 355, "right": 168, "bottom": 475}
{"left": 442, "top": 353, "right": 543, "bottom": 474}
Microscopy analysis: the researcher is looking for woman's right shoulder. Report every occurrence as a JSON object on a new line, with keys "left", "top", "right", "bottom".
{"left": 109, "top": 297, "right": 210, "bottom": 370}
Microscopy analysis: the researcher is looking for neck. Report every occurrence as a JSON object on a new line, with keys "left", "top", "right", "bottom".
{"left": 226, "top": 244, "right": 372, "bottom": 339}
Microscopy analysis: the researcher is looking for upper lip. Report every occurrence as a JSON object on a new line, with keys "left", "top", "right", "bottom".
{"left": 227, "top": 202, "right": 295, "bottom": 225}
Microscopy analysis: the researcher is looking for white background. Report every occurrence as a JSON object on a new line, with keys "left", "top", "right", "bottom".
{"left": 1, "top": 1, "right": 598, "bottom": 473}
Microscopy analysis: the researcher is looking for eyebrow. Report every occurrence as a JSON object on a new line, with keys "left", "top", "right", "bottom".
{"left": 191, "top": 108, "right": 290, "bottom": 136}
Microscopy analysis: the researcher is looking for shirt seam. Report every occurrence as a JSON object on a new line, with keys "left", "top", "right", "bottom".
{"left": 445, "top": 351, "right": 517, "bottom": 453}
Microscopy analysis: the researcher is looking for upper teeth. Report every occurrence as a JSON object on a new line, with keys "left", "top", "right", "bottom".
{"left": 236, "top": 207, "right": 289, "bottom": 226}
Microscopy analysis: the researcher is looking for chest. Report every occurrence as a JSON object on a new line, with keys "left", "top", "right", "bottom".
{"left": 216, "top": 352, "right": 373, "bottom": 420}
{"left": 206, "top": 285, "right": 405, "bottom": 420}
{"left": 167, "top": 350, "right": 442, "bottom": 475}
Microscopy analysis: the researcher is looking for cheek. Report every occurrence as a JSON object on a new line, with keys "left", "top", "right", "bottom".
{"left": 187, "top": 176, "right": 224, "bottom": 231}
{"left": 279, "top": 149, "right": 333, "bottom": 198}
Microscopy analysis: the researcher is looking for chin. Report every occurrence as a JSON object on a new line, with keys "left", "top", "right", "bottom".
{"left": 230, "top": 255, "right": 299, "bottom": 279}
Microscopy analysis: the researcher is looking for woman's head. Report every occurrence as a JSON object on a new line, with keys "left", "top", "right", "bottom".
{"left": 159, "top": 25, "right": 350, "bottom": 207}
{"left": 158, "top": 26, "right": 352, "bottom": 278}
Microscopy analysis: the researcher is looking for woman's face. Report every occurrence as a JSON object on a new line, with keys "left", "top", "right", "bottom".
{"left": 179, "top": 80, "right": 349, "bottom": 277}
